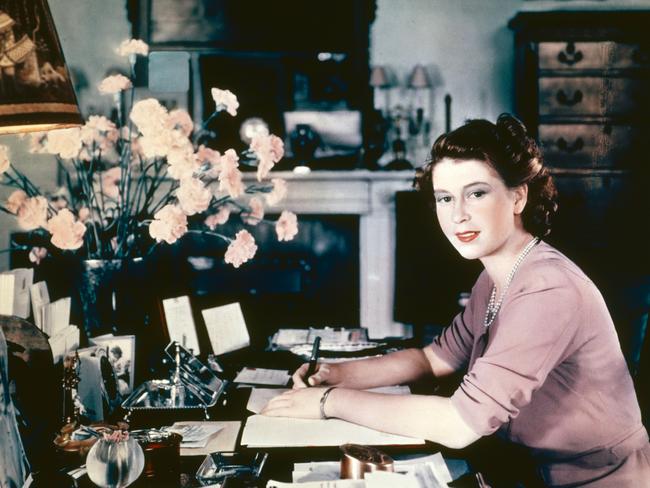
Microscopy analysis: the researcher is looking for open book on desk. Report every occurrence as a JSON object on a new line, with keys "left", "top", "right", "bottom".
{"left": 241, "top": 415, "right": 425, "bottom": 448}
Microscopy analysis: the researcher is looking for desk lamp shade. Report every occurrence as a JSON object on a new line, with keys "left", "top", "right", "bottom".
{"left": 407, "top": 64, "right": 431, "bottom": 89}
{"left": 0, "top": 0, "right": 82, "bottom": 134}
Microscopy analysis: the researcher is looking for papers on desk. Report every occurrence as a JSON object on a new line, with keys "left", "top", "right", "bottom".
{"left": 276, "top": 453, "right": 452, "bottom": 488}
{"left": 235, "top": 367, "right": 291, "bottom": 386}
{"left": 271, "top": 327, "right": 369, "bottom": 349}
{"left": 165, "top": 421, "right": 242, "bottom": 456}
{"left": 267, "top": 481, "right": 365, "bottom": 488}
{"left": 166, "top": 422, "right": 223, "bottom": 448}
{"left": 246, "top": 386, "right": 411, "bottom": 415}
{"left": 242, "top": 415, "right": 425, "bottom": 448}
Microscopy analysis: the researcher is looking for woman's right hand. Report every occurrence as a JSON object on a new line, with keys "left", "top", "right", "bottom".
{"left": 292, "top": 362, "right": 336, "bottom": 388}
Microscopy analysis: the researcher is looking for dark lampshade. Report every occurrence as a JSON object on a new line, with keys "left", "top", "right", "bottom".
{"left": 0, "top": 0, "right": 82, "bottom": 134}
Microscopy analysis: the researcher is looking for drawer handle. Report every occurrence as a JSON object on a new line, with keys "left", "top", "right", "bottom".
{"left": 556, "top": 137, "right": 584, "bottom": 153}
{"left": 558, "top": 42, "right": 583, "bottom": 66}
{"left": 556, "top": 89, "right": 583, "bottom": 106}
{"left": 632, "top": 47, "right": 650, "bottom": 65}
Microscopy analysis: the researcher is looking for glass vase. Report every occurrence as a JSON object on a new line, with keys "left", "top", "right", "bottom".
{"left": 75, "top": 258, "right": 150, "bottom": 338}
{"left": 85, "top": 436, "right": 145, "bottom": 488}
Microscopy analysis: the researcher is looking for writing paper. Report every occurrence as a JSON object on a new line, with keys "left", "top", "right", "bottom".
{"left": 242, "top": 415, "right": 425, "bottom": 448}
{"left": 166, "top": 421, "right": 241, "bottom": 456}
{"left": 162, "top": 295, "right": 200, "bottom": 354}
{"left": 201, "top": 302, "right": 250, "bottom": 355}
{"left": 235, "top": 368, "right": 291, "bottom": 386}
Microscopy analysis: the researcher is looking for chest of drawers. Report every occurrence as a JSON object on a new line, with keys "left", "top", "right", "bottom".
{"left": 509, "top": 11, "right": 650, "bottom": 274}
{"left": 509, "top": 11, "right": 650, "bottom": 376}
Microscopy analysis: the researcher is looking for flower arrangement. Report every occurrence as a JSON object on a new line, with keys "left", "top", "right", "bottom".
{"left": 0, "top": 39, "right": 298, "bottom": 268}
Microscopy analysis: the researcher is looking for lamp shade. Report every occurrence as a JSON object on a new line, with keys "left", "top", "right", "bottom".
{"left": 0, "top": 0, "right": 82, "bottom": 134}
{"left": 369, "top": 65, "right": 390, "bottom": 88}
{"left": 407, "top": 64, "right": 431, "bottom": 89}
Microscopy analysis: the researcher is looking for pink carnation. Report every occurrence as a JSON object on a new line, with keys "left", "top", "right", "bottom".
{"left": 0, "top": 144, "right": 9, "bottom": 174}
{"left": 17, "top": 196, "right": 48, "bottom": 230}
{"left": 243, "top": 197, "right": 264, "bottom": 225}
{"left": 275, "top": 210, "right": 298, "bottom": 242}
{"left": 218, "top": 149, "right": 244, "bottom": 198}
{"left": 98, "top": 74, "right": 132, "bottom": 94}
{"left": 176, "top": 177, "right": 212, "bottom": 215}
{"left": 29, "top": 247, "right": 48, "bottom": 265}
{"left": 265, "top": 178, "right": 288, "bottom": 206}
{"left": 6, "top": 190, "right": 27, "bottom": 214}
{"left": 250, "top": 134, "right": 284, "bottom": 181}
{"left": 167, "top": 109, "right": 194, "bottom": 137}
{"left": 166, "top": 132, "right": 198, "bottom": 179}
{"left": 130, "top": 99, "right": 169, "bottom": 136}
{"left": 149, "top": 204, "right": 188, "bottom": 244}
{"left": 224, "top": 230, "right": 257, "bottom": 268}
{"left": 210, "top": 88, "right": 239, "bottom": 116}
{"left": 101, "top": 167, "right": 122, "bottom": 199}
{"left": 139, "top": 131, "right": 174, "bottom": 159}
{"left": 205, "top": 207, "right": 230, "bottom": 229}
{"left": 117, "top": 39, "right": 149, "bottom": 57}
{"left": 47, "top": 209, "right": 87, "bottom": 250}
{"left": 195, "top": 145, "right": 221, "bottom": 176}
{"left": 46, "top": 128, "right": 82, "bottom": 159}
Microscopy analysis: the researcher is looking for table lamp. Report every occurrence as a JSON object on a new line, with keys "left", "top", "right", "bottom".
{"left": 0, "top": 0, "right": 82, "bottom": 135}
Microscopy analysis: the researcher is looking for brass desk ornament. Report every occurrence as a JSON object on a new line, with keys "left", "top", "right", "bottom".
{"left": 340, "top": 444, "right": 394, "bottom": 479}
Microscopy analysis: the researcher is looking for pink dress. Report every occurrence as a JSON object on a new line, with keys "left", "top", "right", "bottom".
{"left": 429, "top": 241, "right": 650, "bottom": 487}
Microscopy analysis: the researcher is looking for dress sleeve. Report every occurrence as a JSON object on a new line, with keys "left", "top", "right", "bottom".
{"left": 450, "top": 267, "right": 582, "bottom": 436}
{"left": 427, "top": 274, "right": 486, "bottom": 372}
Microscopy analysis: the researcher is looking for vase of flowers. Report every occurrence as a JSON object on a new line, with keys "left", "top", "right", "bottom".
{"left": 0, "top": 38, "right": 298, "bottom": 338}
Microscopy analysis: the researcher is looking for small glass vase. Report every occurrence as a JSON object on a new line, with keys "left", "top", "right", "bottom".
{"left": 85, "top": 435, "right": 145, "bottom": 488}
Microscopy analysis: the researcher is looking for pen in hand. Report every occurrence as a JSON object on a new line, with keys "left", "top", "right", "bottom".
{"left": 305, "top": 336, "right": 321, "bottom": 386}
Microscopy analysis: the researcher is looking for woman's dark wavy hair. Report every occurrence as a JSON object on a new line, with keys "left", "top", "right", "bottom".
{"left": 414, "top": 113, "right": 558, "bottom": 237}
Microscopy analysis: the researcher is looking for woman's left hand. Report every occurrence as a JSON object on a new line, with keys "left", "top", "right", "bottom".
{"left": 260, "top": 387, "right": 328, "bottom": 419}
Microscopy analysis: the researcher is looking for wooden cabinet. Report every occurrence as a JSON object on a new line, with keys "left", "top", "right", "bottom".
{"left": 509, "top": 11, "right": 650, "bottom": 370}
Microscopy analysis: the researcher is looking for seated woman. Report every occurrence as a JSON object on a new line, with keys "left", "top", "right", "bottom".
{"left": 261, "top": 114, "right": 650, "bottom": 487}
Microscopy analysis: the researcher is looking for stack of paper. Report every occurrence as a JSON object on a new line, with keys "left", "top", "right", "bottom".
{"left": 279, "top": 453, "right": 453, "bottom": 488}
{"left": 235, "top": 367, "right": 291, "bottom": 386}
{"left": 164, "top": 420, "right": 241, "bottom": 456}
{"left": 166, "top": 422, "right": 223, "bottom": 448}
{"left": 0, "top": 268, "right": 34, "bottom": 318}
{"left": 270, "top": 327, "right": 369, "bottom": 350}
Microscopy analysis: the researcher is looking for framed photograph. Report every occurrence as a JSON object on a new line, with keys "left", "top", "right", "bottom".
{"left": 89, "top": 334, "right": 136, "bottom": 395}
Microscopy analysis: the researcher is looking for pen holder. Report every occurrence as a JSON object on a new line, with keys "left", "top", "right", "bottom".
{"left": 340, "top": 444, "right": 394, "bottom": 479}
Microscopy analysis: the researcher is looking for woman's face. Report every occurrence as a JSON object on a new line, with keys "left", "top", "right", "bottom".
{"left": 432, "top": 158, "right": 526, "bottom": 261}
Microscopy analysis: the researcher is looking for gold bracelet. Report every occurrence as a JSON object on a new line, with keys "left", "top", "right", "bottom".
{"left": 319, "top": 386, "right": 336, "bottom": 420}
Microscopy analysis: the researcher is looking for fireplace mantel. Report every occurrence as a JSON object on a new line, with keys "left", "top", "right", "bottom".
{"left": 245, "top": 170, "right": 416, "bottom": 338}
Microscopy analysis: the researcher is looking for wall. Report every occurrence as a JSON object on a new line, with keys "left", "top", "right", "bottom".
{"left": 371, "top": 0, "right": 522, "bottom": 138}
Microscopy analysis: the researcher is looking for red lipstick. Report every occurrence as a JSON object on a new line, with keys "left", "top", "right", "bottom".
{"left": 456, "top": 231, "right": 479, "bottom": 243}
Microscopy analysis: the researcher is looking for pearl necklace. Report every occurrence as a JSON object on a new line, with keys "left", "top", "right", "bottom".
{"left": 484, "top": 237, "right": 540, "bottom": 328}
